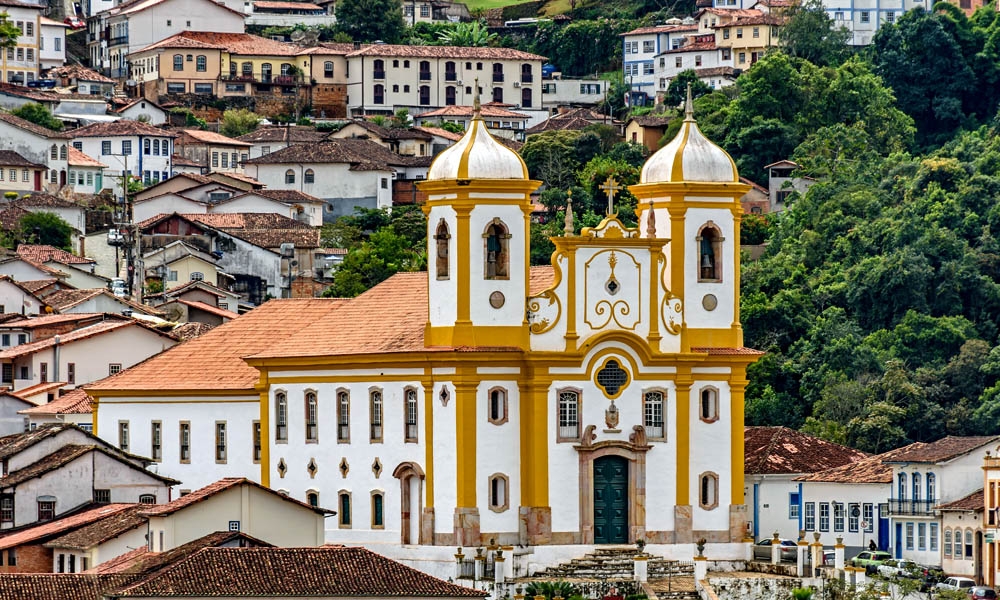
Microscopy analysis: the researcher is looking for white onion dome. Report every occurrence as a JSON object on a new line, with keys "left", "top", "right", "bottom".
{"left": 426, "top": 99, "right": 528, "bottom": 181}
{"left": 640, "top": 89, "right": 739, "bottom": 184}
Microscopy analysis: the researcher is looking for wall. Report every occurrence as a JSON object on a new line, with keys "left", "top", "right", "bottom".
{"left": 0, "top": 279, "right": 45, "bottom": 315}
{"left": 0, "top": 544, "right": 50, "bottom": 573}
{"left": 245, "top": 162, "right": 390, "bottom": 220}
{"left": 942, "top": 510, "right": 978, "bottom": 577}
{"left": 0, "top": 395, "right": 30, "bottom": 436}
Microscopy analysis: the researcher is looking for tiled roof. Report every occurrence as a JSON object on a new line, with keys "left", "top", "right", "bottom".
{"left": 235, "top": 125, "right": 327, "bottom": 144}
{"left": 741, "top": 177, "right": 767, "bottom": 194}
{"left": 0, "top": 312, "right": 110, "bottom": 328}
{"left": 0, "top": 503, "right": 136, "bottom": 550}
{"left": 48, "top": 64, "right": 116, "bottom": 84}
{"left": 10, "top": 278, "right": 59, "bottom": 294}
{"left": 226, "top": 227, "right": 319, "bottom": 249}
{"left": 89, "top": 530, "right": 273, "bottom": 575}
{"left": 419, "top": 105, "right": 529, "bottom": 119}
{"left": 744, "top": 426, "right": 869, "bottom": 475}
{"left": 666, "top": 40, "right": 717, "bottom": 53}
{"left": 178, "top": 129, "right": 253, "bottom": 147}
{"left": 0, "top": 320, "right": 132, "bottom": 359}
{"left": 0, "top": 574, "right": 139, "bottom": 600}
{"left": 347, "top": 43, "right": 544, "bottom": 61}
{"left": 67, "top": 147, "right": 108, "bottom": 168}
{"left": 714, "top": 14, "right": 783, "bottom": 26}
{"left": 0, "top": 150, "right": 43, "bottom": 169}
{"left": 243, "top": 138, "right": 423, "bottom": 168}
{"left": 170, "top": 321, "right": 215, "bottom": 341}
{"left": 0, "top": 444, "right": 177, "bottom": 488}
{"left": 0, "top": 256, "right": 67, "bottom": 277}
{"left": 13, "top": 380, "right": 67, "bottom": 399}
{"left": 794, "top": 445, "right": 914, "bottom": 484}
{"left": 177, "top": 299, "right": 239, "bottom": 320}
{"left": 251, "top": 267, "right": 554, "bottom": 360}
{"left": 526, "top": 116, "right": 595, "bottom": 134}
{"left": 14, "top": 193, "right": 82, "bottom": 209}
{"left": 19, "top": 388, "right": 92, "bottom": 415}
{"left": 698, "top": 7, "right": 762, "bottom": 17}
{"left": 0, "top": 423, "right": 108, "bottom": 460}
{"left": 254, "top": 0, "right": 323, "bottom": 8}
{"left": 414, "top": 126, "right": 462, "bottom": 142}
{"left": 148, "top": 279, "right": 230, "bottom": 299}
{"left": 340, "top": 119, "right": 433, "bottom": 141}
{"left": 136, "top": 31, "right": 299, "bottom": 56}
{"left": 0, "top": 111, "right": 73, "bottom": 139}
{"left": 690, "top": 346, "right": 765, "bottom": 356}
{"left": 628, "top": 116, "right": 673, "bottom": 127}
{"left": 0, "top": 205, "right": 30, "bottom": 230}
{"left": 86, "top": 299, "right": 347, "bottom": 393}
{"left": 17, "top": 244, "right": 94, "bottom": 265}
{"left": 44, "top": 505, "right": 146, "bottom": 550}
{"left": 938, "top": 488, "right": 984, "bottom": 512}
{"left": 622, "top": 23, "right": 698, "bottom": 36}
{"left": 883, "top": 436, "right": 1000, "bottom": 464}
{"left": 42, "top": 289, "right": 162, "bottom": 316}
{"left": 141, "top": 477, "right": 332, "bottom": 517}
{"left": 208, "top": 171, "right": 264, "bottom": 187}
{"left": 695, "top": 66, "right": 737, "bottom": 78}
{"left": 253, "top": 189, "right": 324, "bottom": 204}
{"left": 163, "top": 212, "right": 319, "bottom": 250}
{"left": 114, "top": 546, "right": 486, "bottom": 598}
{"left": 70, "top": 120, "right": 176, "bottom": 138}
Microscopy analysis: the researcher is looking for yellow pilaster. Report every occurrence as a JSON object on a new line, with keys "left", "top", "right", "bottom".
{"left": 564, "top": 250, "right": 578, "bottom": 351}
{"left": 91, "top": 395, "right": 99, "bottom": 437}
{"left": 455, "top": 374, "right": 478, "bottom": 507}
{"left": 731, "top": 206, "right": 744, "bottom": 346}
{"left": 422, "top": 378, "right": 435, "bottom": 508}
{"left": 730, "top": 366, "right": 747, "bottom": 505}
{"left": 648, "top": 245, "right": 662, "bottom": 351}
{"left": 519, "top": 372, "right": 550, "bottom": 507}
{"left": 667, "top": 205, "right": 689, "bottom": 352}
{"left": 257, "top": 371, "right": 270, "bottom": 488}
{"left": 675, "top": 369, "right": 693, "bottom": 505}
{"left": 455, "top": 205, "right": 472, "bottom": 327}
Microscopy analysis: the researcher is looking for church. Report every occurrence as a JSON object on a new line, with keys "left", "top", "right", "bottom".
{"left": 90, "top": 92, "right": 761, "bottom": 571}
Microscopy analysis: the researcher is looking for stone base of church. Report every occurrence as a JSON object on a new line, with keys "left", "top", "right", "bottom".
{"left": 729, "top": 504, "right": 750, "bottom": 542}
{"left": 421, "top": 507, "right": 436, "bottom": 545}
{"left": 519, "top": 506, "right": 552, "bottom": 545}
{"left": 674, "top": 505, "right": 693, "bottom": 543}
{"left": 453, "top": 507, "right": 481, "bottom": 547}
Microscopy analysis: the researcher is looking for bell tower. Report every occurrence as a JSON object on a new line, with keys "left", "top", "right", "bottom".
{"left": 418, "top": 93, "right": 541, "bottom": 349}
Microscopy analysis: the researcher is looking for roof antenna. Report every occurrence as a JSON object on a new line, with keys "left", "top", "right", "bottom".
{"left": 685, "top": 83, "right": 695, "bottom": 122}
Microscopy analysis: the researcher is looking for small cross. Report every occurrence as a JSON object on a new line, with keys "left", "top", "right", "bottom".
{"left": 599, "top": 176, "right": 622, "bottom": 216}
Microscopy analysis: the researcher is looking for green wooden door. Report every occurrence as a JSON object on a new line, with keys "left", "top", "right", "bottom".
{"left": 593, "top": 456, "right": 628, "bottom": 544}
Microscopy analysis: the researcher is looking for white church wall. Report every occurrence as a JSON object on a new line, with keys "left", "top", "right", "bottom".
{"left": 432, "top": 379, "right": 458, "bottom": 536}
{"left": 469, "top": 203, "right": 528, "bottom": 327}
{"left": 689, "top": 379, "right": 733, "bottom": 532}
{"left": 476, "top": 379, "right": 521, "bottom": 535}
{"left": 684, "top": 206, "right": 735, "bottom": 331}
{"left": 426, "top": 205, "right": 457, "bottom": 328}
{"left": 527, "top": 252, "right": 569, "bottom": 352}
{"left": 645, "top": 378, "right": 678, "bottom": 533}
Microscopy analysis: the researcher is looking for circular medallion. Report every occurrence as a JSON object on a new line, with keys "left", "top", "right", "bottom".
{"left": 702, "top": 294, "right": 718, "bottom": 311}
{"left": 489, "top": 291, "right": 505, "bottom": 309}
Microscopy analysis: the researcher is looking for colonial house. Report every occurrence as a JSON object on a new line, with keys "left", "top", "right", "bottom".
{"left": 939, "top": 489, "right": 983, "bottom": 580}
{"left": 416, "top": 104, "right": 531, "bottom": 141}
{"left": 142, "top": 279, "right": 241, "bottom": 313}
{"left": 173, "top": 129, "right": 252, "bottom": 174}
{"left": 0, "top": 112, "right": 72, "bottom": 190}
{"left": 47, "top": 64, "right": 115, "bottom": 97}
{"left": 0, "top": 0, "right": 45, "bottom": 87}
{"left": 244, "top": 0, "right": 332, "bottom": 27}
{"left": 111, "top": 98, "right": 168, "bottom": 125}
{"left": 0, "top": 390, "right": 33, "bottom": 436}
{"left": 765, "top": 160, "right": 815, "bottom": 212}
{"left": 156, "top": 297, "right": 238, "bottom": 326}
{"left": 70, "top": 120, "right": 176, "bottom": 191}
{"left": 621, "top": 20, "right": 698, "bottom": 103}
{"left": 624, "top": 116, "right": 671, "bottom": 153}
{"left": 0, "top": 150, "right": 46, "bottom": 193}
{"left": 655, "top": 34, "right": 736, "bottom": 95}
{"left": 235, "top": 125, "right": 329, "bottom": 160}
{"left": 42, "top": 289, "right": 162, "bottom": 315}
{"left": 13, "top": 193, "right": 87, "bottom": 241}
{"left": 16, "top": 245, "right": 98, "bottom": 288}
{"left": 713, "top": 13, "right": 783, "bottom": 70}
{"left": 20, "top": 387, "right": 93, "bottom": 430}
{"left": 66, "top": 147, "right": 107, "bottom": 194}
{"left": 740, "top": 178, "right": 769, "bottom": 216}
{"left": 38, "top": 17, "right": 67, "bottom": 73}
{"left": 0, "top": 256, "right": 68, "bottom": 283}
{"left": 142, "top": 240, "right": 228, "bottom": 291}
{"left": 329, "top": 119, "right": 435, "bottom": 157}
{"left": 242, "top": 138, "right": 430, "bottom": 220}
{"left": 0, "top": 276, "right": 50, "bottom": 315}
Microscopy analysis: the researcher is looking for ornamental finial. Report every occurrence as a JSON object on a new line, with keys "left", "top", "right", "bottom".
{"left": 473, "top": 77, "right": 481, "bottom": 116}
{"left": 685, "top": 83, "right": 694, "bottom": 121}
{"left": 646, "top": 200, "right": 656, "bottom": 237}
{"left": 564, "top": 190, "right": 574, "bottom": 236}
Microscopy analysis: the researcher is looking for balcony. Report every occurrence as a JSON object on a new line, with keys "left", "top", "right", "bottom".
{"left": 887, "top": 499, "right": 936, "bottom": 516}
{"left": 221, "top": 73, "right": 257, "bottom": 82}
{"left": 373, "top": 70, "right": 385, "bottom": 80}
{"left": 492, "top": 73, "right": 504, "bottom": 83}
{"left": 445, "top": 72, "right": 457, "bottom": 81}
{"left": 521, "top": 73, "right": 533, "bottom": 83}
{"left": 273, "top": 75, "right": 298, "bottom": 85}
{"left": 419, "top": 71, "right": 431, "bottom": 81}
{"left": 109, "top": 35, "right": 128, "bottom": 46}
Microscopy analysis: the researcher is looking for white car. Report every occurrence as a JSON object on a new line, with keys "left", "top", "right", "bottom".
{"left": 936, "top": 576, "right": 976, "bottom": 591}
{"left": 877, "top": 558, "right": 918, "bottom": 578}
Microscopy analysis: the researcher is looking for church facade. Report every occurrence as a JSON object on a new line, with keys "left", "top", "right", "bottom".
{"left": 90, "top": 95, "right": 760, "bottom": 568}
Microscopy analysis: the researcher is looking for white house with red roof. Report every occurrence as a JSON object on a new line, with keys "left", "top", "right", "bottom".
{"left": 71, "top": 121, "right": 176, "bottom": 192}
{"left": 621, "top": 20, "right": 699, "bottom": 103}
{"left": 66, "top": 147, "right": 107, "bottom": 195}
{"left": 0, "top": 112, "right": 72, "bottom": 190}
{"left": 20, "top": 387, "right": 93, "bottom": 430}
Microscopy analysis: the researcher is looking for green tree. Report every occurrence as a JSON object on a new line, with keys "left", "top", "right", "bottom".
{"left": 0, "top": 14, "right": 21, "bottom": 51}
{"left": 436, "top": 21, "right": 497, "bottom": 46}
{"left": 219, "top": 109, "right": 262, "bottom": 138}
{"left": 335, "top": 0, "right": 404, "bottom": 43}
{"left": 663, "top": 70, "right": 711, "bottom": 108}
{"left": 10, "top": 103, "right": 63, "bottom": 131}
{"left": 521, "top": 130, "right": 583, "bottom": 191}
{"left": 19, "top": 211, "right": 73, "bottom": 250}
{"left": 779, "top": 0, "right": 851, "bottom": 66}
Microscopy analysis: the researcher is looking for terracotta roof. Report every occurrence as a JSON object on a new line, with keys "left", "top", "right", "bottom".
{"left": 254, "top": 0, "right": 323, "bottom": 8}
{"left": 86, "top": 299, "right": 347, "bottom": 393}
{"left": 622, "top": 23, "right": 698, "bottom": 36}
{"left": 178, "top": 129, "right": 252, "bottom": 147}
{"left": 744, "top": 426, "right": 869, "bottom": 475}
{"left": 135, "top": 31, "right": 299, "bottom": 56}
{"left": 0, "top": 574, "right": 139, "bottom": 600}
{"left": 0, "top": 312, "right": 111, "bottom": 329}
{"left": 67, "top": 147, "right": 108, "bottom": 168}
{"left": 157, "top": 212, "right": 319, "bottom": 250}
{"left": 0, "top": 111, "right": 73, "bottom": 139}
{"left": 169, "top": 154, "right": 201, "bottom": 167}
{"left": 628, "top": 116, "right": 672, "bottom": 127}
{"left": 697, "top": 7, "right": 763, "bottom": 17}
{"left": 0, "top": 205, "right": 30, "bottom": 230}
{"left": 208, "top": 171, "right": 264, "bottom": 187}
{"left": 0, "top": 503, "right": 136, "bottom": 550}
{"left": 41, "top": 288, "right": 160, "bottom": 316}
{"left": 44, "top": 505, "right": 146, "bottom": 550}
{"left": 147, "top": 279, "right": 230, "bottom": 299}
{"left": 0, "top": 256, "right": 67, "bottom": 277}
{"left": 235, "top": 126, "right": 327, "bottom": 144}
{"left": 10, "top": 278, "right": 59, "bottom": 294}
{"left": 243, "top": 138, "right": 424, "bottom": 169}
{"left": 414, "top": 126, "right": 462, "bottom": 142}
{"left": 741, "top": 177, "right": 767, "bottom": 194}
{"left": 70, "top": 120, "right": 176, "bottom": 138}
{"left": 339, "top": 119, "right": 433, "bottom": 141}
{"left": 114, "top": 546, "right": 486, "bottom": 598}
{"left": 938, "top": 488, "right": 984, "bottom": 512}
{"left": 0, "top": 444, "right": 177, "bottom": 488}
{"left": 0, "top": 150, "right": 43, "bottom": 169}
{"left": 48, "top": 64, "right": 116, "bottom": 84}
{"left": 169, "top": 321, "right": 215, "bottom": 341}
{"left": 14, "top": 193, "right": 82, "bottom": 209}
{"left": 883, "top": 436, "right": 1000, "bottom": 464}
{"left": 19, "top": 388, "right": 92, "bottom": 415}
{"left": 88, "top": 530, "right": 273, "bottom": 575}
{"left": 347, "top": 43, "right": 544, "bottom": 61}
{"left": 17, "top": 244, "right": 94, "bottom": 265}
{"left": 252, "top": 189, "right": 324, "bottom": 205}
{"left": 141, "top": 477, "right": 333, "bottom": 517}
{"left": 251, "top": 267, "right": 554, "bottom": 360}
{"left": 795, "top": 445, "right": 914, "bottom": 484}
{"left": 666, "top": 40, "right": 717, "bottom": 53}
{"left": 176, "top": 299, "right": 239, "bottom": 320}
{"left": 419, "top": 105, "right": 529, "bottom": 119}
{"left": 13, "top": 380, "right": 67, "bottom": 399}
{"left": 526, "top": 116, "right": 595, "bottom": 134}
{"left": 690, "top": 346, "right": 765, "bottom": 355}
{"left": 0, "top": 321, "right": 133, "bottom": 359}
{"left": 0, "top": 423, "right": 117, "bottom": 461}
{"left": 714, "top": 14, "right": 783, "bottom": 26}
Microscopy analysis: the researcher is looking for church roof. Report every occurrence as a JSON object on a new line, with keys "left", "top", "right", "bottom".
{"left": 426, "top": 102, "right": 528, "bottom": 181}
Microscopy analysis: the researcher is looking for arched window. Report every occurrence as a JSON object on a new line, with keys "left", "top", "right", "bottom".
{"left": 138, "top": 494, "right": 156, "bottom": 504}
{"left": 173, "top": 54, "right": 183, "bottom": 71}
{"left": 521, "top": 87, "right": 532, "bottom": 108}
{"left": 434, "top": 219, "right": 450, "bottom": 280}
{"left": 488, "top": 473, "right": 509, "bottom": 512}
{"left": 59, "top": 145, "right": 66, "bottom": 160}
{"left": 242, "top": 61, "right": 252, "bottom": 76}
{"left": 49, "top": 169, "right": 56, "bottom": 183}
{"left": 280, "top": 63, "right": 292, "bottom": 76}
{"left": 488, "top": 387, "right": 507, "bottom": 425}
{"left": 643, "top": 389, "right": 665, "bottom": 440}
{"left": 373, "top": 84, "right": 384, "bottom": 104}
{"left": 336, "top": 389, "right": 350, "bottom": 442}
{"left": 404, "top": 387, "right": 418, "bottom": 442}
{"left": 261, "top": 63, "right": 272, "bottom": 82}
{"left": 418, "top": 85, "right": 430, "bottom": 105}
{"left": 965, "top": 529, "right": 973, "bottom": 559}
{"left": 492, "top": 86, "right": 503, "bottom": 104}
{"left": 445, "top": 85, "right": 456, "bottom": 105}
{"left": 699, "top": 386, "right": 719, "bottom": 422}
{"left": 445, "top": 60, "right": 456, "bottom": 81}
{"left": 306, "top": 490, "right": 319, "bottom": 507}
{"left": 304, "top": 168, "right": 315, "bottom": 184}
{"left": 697, "top": 223, "right": 723, "bottom": 282}
{"left": 275, "top": 392, "right": 287, "bottom": 441}
{"left": 418, "top": 60, "right": 430, "bottom": 80}
{"left": 153, "top": 139, "right": 160, "bottom": 155}
{"left": 338, "top": 491, "right": 351, "bottom": 528}
{"left": 143, "top": 139, "right": 150, "bottom": 155}
{"left": 898, "top": 472, "right": 907, "bottom": 501}
{"left": 369, "top": 388, "right": 383, "bottom": 442}
{"left": 305, "top": 391, "right": 318, "bottom": 442}
{"left": 699, "top": 472, "right": 719, "bottom": 510}
{"left": 944, "top": 528, "right": 952, "bottom": 557}
{"left": 285, "top": 169, "right": 295, "bottom": 184}
{"left": 50, "top": 144, "right": 57, "bottom": 159}
{"left": 371, "top": 491, "right": 384, "bottom": 528}
{"left": 557, "top": 388, "right": 580, "bottom": 442}
{"left": 324, "top": 61, "right": 334, "bottom": 78}
{"left": 373, "top": 59, "right": 384, "bottom": 78}
{"left": 927, "top": 473, "right": 936, "bottom": 503}
{"left": 912, "top": 472, "right": 921, "bottom": 503}
{"left": 953, "top": 527, "right": 963, "bottom": 558}
{"left": 483, "top": 219, "right": 510, "bottom": 280}
{"left": 195, "top": 55, "right": 206, "bottom": 72}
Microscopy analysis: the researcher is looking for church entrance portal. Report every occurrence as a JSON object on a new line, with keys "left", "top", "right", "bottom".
{"left": 593, "top": 455, "right": 628, "bottom": 544}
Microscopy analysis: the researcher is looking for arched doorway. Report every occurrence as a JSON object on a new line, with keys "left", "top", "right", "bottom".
{"left": 392, "top": 461, "right": 424, "bottom": 545}
{"left": 575, "top": 427, "right": 651, "bottom": 544}
{"left": 594, "top": 455, "right": 628, "bottom": 544}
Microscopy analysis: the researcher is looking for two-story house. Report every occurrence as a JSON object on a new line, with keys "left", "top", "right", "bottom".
{"left": 38, "top": 17, "right": 67, "bottom": 72}
{"left": 621, "top": 20, "right": 698, "bottom": 104}
{"left": 0, "top": 112, "right": 71, "bottom": 189}
{"left": 173, "top": 130, "right": 252, "bottom": 174}
{"left": 0, "top": 0, "right": 44, "bottom": 86}
{"left": 655, "top": 33, "right": 735, "bottom": 96}
{"left": 713, "top": 13, "right": 783, "bottom": 70}
{"left": 71, "top": 120, "right": 175, "bottom": 191}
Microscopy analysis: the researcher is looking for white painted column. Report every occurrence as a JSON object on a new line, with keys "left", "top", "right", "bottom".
{"left": 835, "top": 538, "right": 845, "bottom": 570}
{"left": 694, "top": 556, "right": 708, "bottom": 589}
{"left": 771, "top": 532, "right": 781, "bottom": 565}
{"left": 454, "top": 550, "right": 465, "bottom": 581}
{"left": 634, "top": 555, "right": 648, "bottom": 582}
{"left": 796, "top": 540, "right": 808, "bottom": 577}
{"left": 494, "top": 556, "right": 506, "bottom": 584}
{"left": 502, "top": 546, "right": 514, "bottom": 579}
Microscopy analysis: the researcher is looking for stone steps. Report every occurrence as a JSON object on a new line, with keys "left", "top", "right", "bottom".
{"left": 529, "top": 548, "right": 694, "bottom": 582}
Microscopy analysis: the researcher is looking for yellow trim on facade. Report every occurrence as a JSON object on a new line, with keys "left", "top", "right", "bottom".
{"left": 685, "top": 327, "right": 741, "bottom": 348}
{"left": 454, "top": 372, "right": 477, "bottom": 507}
{"left": 257, "top": 370, "right": 271, "bottom": 488}
{"left": 729, "top": 367, "right": 748, "bottom": 505}
{"left": 629, "top": 182, "right": 751, "bottom": 200}
{"left": 671, "top": 122, "right": 692, "bottom": 182}
{"left": 667, "top": 205, "right": 688, "bottom": 352}
{"left": 455, "top": 205, "right": 472, "bottom": 326}
{"left": 520, "top": 370, "right": 551, "bottom": 507}
{"left": 674, "top": 370, "right": 693, "bottom": 505}
{"left": 424, "top": 324, "right": 529, "bottom": 349}
{"left": 91, "top": 394, "right": 99, "bottom": 437}
{"left": 422, "top": 377, "right": 435, "bottom": 508}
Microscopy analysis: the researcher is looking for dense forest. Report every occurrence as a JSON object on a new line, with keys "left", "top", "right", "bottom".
{"left": 321, "top": 2, "right": 1000, "bottom": 451}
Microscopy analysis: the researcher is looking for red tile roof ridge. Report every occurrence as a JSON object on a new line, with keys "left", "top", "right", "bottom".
{"left": 13, "top": 380, "right": 68, "bottom": 399}
{"left": 0, "top": 503, "right": 137, "bottom": 550}
{"left": 0, "top": 320, "right": 133, "bottom": 359}
{"left": 937, "top": 488, "right": 984, "bottom": 511}
{"left": 744, "top": 426, "right": 869, "bottom": 475}
{"left": 19, "top": 388, "right": 92, "bottom": 415}
{"left": 140, "top": 477, "right": 333, "bottom": 517}
{"left": 175, "top": 299, "right": 239, "bottom": 319}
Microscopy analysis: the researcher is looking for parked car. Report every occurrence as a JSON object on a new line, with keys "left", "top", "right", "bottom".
{"left": 109, "top": 278, "right": 127, "bottom": 297}
{"left": 968, "top": 586, "right": 997, "bottom": 600}
{"left": 920, "top": 566, "right": 946, "bottom": 591}
{"left": 753, "top": 538, "right": 798, "bottom": 562}
{"left": 822, "top": 549, "right": 835, "bottom": 566}
{"left": 850, "top": 550, "right": 892, "bottom": 574}
{"left": 937, "top": 577, "right": 976, "bottom": 591}
{"left": 107, "top": 229, "right": 125, "bottom": 245}
{"left": 63, "top": 16, "right": 84, "bottom": 28}
{"left": 877, "top": 558, "right": 920, "bottom": 579}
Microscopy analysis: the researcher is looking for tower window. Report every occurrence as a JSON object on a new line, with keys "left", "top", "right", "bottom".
{"left": 697, "top": 223, "right": 723, "bottom": 282}
{"left": 699, "top": 472, "right": 719, "bottom": 510}
{"left": 699, "top": 386, "right": 719, "bottom": 422}
{"left": 488, "top": 387, "right": 508, "bottom": 425}
{"left": 434, "top": 219, "right": 450, "bottom": 280}
{"left": 483, "top": 219, "right": 511, "bottom": 280}
{"left": 488, "top": 473, "right": 509, "bottom": 512}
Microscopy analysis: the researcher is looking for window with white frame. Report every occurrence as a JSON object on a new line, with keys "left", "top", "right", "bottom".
{"left": 833, "top": 502, "right": 844, "bottom": 531}
{"left": 848, "top": 503, "right": 859, "bottom": 532}
{"left": 819, "top": 503, "right": 830, "bottom": 531}
{"left": 789, "top": 492, "right": 800, "bottom": 519}
{"left": 863, "top": 503, "right": 874, "bottom": 532}
{"left": 860, "top": 11, "right": 870, "bottom": 22}
{"left": 405, "top": 388, "right": 418, "bottom": 442}
{"left": 643, "top": 390, "right": 665, "bottom": 440}
{"left": 275, "top": 392, "right": 287, "bottom": 441}
{"left": 305, "top": 391, "right": 318, "bottom": 443}
{"left": 945, "top": 529, "right": 953, "bottom": 557}
{"left": 804, "top": 502, "right": 815, "bottom": 530}
{"left": 557, "top": 389, "right": 580, "bottom": 441}
{"left": 930, "top": 523, "right": 938, "bottom": 551}
{"left": 337, "top": 390, "right": 350, "bottom": 442}
{"left": 215, "top": 421, "right": 227, "bottom": 462}
{"left": 918, "top": 522, "right": 926, "bottom": 550}
{"left": 954, "top": 528, "right": 963, "bottom": 558}
{"left": 906, "top": 522, "right": 914, "bottom": 550}
{"left": 369, "top": 389, "right": 383, "bottom": 442}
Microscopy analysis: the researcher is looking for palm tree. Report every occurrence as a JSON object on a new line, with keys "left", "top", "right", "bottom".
{"left": 437, "top": 21, "right": 497, "bottom": 47}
